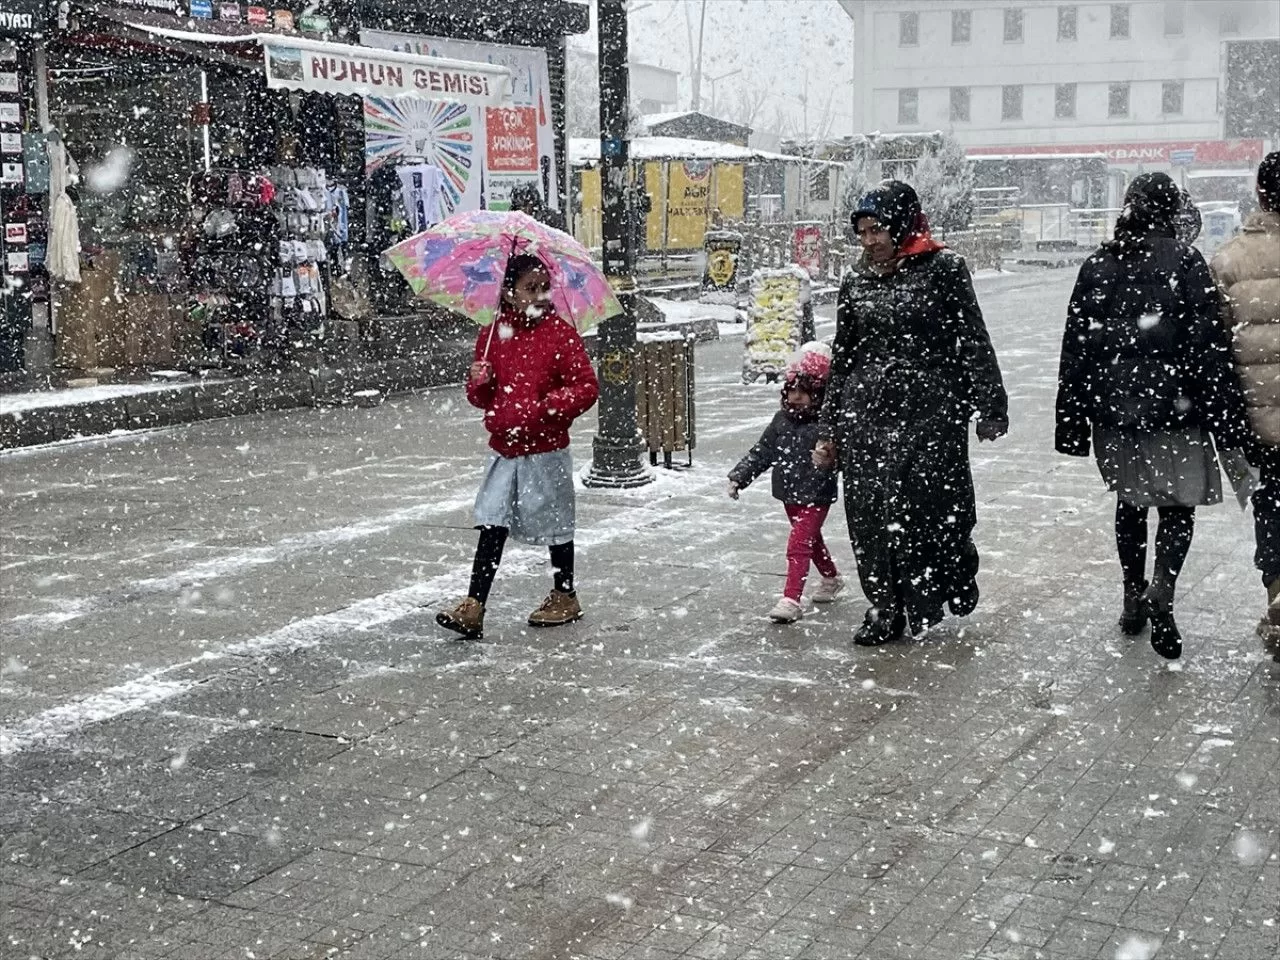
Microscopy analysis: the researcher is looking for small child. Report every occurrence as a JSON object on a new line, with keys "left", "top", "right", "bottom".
{"left": 729, "top": 342, "right": 843, "bottom": 623}
{"left": 436, "top": 254, "right": 600, "bottom": 640}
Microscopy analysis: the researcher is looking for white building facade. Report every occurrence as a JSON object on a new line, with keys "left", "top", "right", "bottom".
{"left": 837, "top": 0, "right": 1277, "bottom": 179}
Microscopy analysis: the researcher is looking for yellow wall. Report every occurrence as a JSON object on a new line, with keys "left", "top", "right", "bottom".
{"left": 578, "top": 167, "right": 603, "bottom": 250}
{"left": 715, "top": 164, "right": 744, "bottom": 220}
{"left": 645, "top": 162, "right": 664, "bottom": 249}
{"left": 574, "top": 160, "right": 746, "bottom": 253}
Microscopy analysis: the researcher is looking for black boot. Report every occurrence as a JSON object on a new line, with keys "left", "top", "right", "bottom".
{"left": 854, "top": 608, "right": 906, "bottom": 647}
{"left": 1119, "top": 579, "right": 1149, "bottom": 635}
{"left": 948, "top": 579, "right": 980, "bottom": 617}
{"left": 1144, "top": 583, "right": 1181, "bottom": 660}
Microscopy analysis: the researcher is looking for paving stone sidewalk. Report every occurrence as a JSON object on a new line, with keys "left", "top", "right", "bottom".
{"left": 0, "top": 270, "right": 1275, "bottom": 960}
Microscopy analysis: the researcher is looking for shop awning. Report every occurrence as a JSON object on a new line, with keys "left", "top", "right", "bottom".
{"left": 83, "top": 8, "right": 511, "bottom": 106}
{"left": 569, "top": 136, "right": 845, "bottom": 168}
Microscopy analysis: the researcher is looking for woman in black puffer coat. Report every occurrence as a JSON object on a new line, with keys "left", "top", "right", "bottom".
{"left": 1055, "top": 172, "right": 1249, "bottom": 660}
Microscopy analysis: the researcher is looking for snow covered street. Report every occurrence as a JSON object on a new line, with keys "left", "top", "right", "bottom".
{"left": 1, "top": 268, "right": 1274, "bottom": 960}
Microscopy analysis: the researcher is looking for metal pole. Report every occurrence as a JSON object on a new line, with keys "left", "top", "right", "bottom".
{"left": 692, "top": 0, "right": 707, "bottom": 112}
{"left": 585, "top": 0, "right": 651, "bottom": 489}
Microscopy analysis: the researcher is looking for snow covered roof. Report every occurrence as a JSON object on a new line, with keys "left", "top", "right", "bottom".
{"left": 970, "top": 152, "right": 1108, "bottom": 162}
{"left": 1185, "top": 169, "right": 1254, "bottom": 179}
{"left": 636, "top": 111, "right": 699, "bottom": 130}
{"left": 569, "top": 136, "right": 843, "bottom": 167}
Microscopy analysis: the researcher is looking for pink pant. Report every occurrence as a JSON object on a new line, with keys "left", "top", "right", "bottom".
{"left": 783, "top": 504, "right": 840, "bottom": 600}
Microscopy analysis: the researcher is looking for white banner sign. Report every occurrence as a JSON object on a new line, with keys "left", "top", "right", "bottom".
{"left": 261, "top": 38, "right": 509, "bottom": 107}
{"left": 361, "top": 30, "right": 558, "bottom": 213}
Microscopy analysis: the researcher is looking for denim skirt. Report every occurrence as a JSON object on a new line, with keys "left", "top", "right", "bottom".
{"left": 473, "top": 448, "right": 576, "bottom": 545}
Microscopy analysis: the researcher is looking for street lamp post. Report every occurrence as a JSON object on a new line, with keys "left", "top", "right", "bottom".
{"left": 584, "top": 0, "right": 652, "bottom": 489}
{"left": 705, "top": 67, "right": 742, "bottom": 117}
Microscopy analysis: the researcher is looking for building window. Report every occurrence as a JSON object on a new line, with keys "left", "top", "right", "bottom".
{"left": 898, "top": 88, "right": 918, "bottom": 125}
{"left": 1162, "top": 80, "right": 1184, "bottom": 114}
{"left": 950, "top": 86, "right": 971, "bottom": 122}
{"left": 1109, "top": 81, "right": 1130, "bottom": 117}
{"left": 899, "top": 11, "right": 919, "bottom": 45}
{"left": 1058, "top": 5, "right": 1077, "bottom": 40}
{"left": 1110, "top": 4, "right": 1130, "bottom": 39}
{"left": 1164, "top": 1, "right": 1185, "bottom": 36}
{"left": 1220, "top": 8, "right": 1240, "bottom": 33}
{"left": 1055, "top": 82, "right": 1077, "bottom": 118}
{"left": 1001, "top": 85, "right": 1023, "bottom": 121}
{"left": 952, "top": 9, "right": 972, "bottom": 43}
{"left": 1004, "top": 8, "right": 1024, "bottom": 42}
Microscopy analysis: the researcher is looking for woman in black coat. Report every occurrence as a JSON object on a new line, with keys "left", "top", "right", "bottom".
{"left": 814, "top": 181, "right": 1009, "bottom": 645}
{"left": 1055, "top": 172, "right": 1248, "bottom": 660}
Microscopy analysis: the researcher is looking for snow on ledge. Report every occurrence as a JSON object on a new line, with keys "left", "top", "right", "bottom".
{"left": 0, "top": 381, "right": 198, "bottom": 416}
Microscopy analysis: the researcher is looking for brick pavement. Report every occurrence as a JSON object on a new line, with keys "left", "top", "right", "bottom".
{"left": 1, "top": 269, "right": 1275, "bottom": 960}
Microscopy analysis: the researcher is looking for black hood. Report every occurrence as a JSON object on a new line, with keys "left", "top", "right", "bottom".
{"left": 852, "top": 180, "right": 922, "bottom": 247}
{"left": 1115, "top": 172, "right": 1181, "bottom": 242}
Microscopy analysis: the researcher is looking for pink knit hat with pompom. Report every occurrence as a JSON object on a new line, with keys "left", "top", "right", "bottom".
{"left": 784, "top": 341, "right": 832, "bottom": 386}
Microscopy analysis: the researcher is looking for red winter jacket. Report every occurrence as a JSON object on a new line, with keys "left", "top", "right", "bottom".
{"left": 466, "top": 306, "right": 599, "bottom": 458}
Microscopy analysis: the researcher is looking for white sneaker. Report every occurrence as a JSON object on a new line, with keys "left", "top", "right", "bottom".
{"left": 811, "top": 575, "right": 845, "bottom": 604}
{"left": 768, "top": 597, "right": 805, "bottom": 623}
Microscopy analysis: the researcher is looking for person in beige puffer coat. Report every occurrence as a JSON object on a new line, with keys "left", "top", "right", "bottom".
{"left": 1211, "top": 151, "right": 1280, "bottom": 658}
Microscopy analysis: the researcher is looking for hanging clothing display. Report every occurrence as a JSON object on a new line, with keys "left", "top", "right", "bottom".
{"left": 46, "top": 135, "right": 81, "bottom": 283}
{"left": 396, "top": 164, "right": 445, "bottom": 233}
{"left": 327, "top": 183, "right": 350, "bottom": 245}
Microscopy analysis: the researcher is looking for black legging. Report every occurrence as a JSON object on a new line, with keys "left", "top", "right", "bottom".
{"left": 1115, "top": 500, "right": 1195, "bottom": 595}
{"left": 467, "top": 525, "right": 575, "bottom": 604}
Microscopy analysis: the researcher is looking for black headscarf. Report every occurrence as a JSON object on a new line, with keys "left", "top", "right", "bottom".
{"left": 1175, "top": 188, "right": 1202, "bottom": 244}
{"left": 1114, "top": 172, "right": 1181, "bottom": 243}
{"left": 853, "top": 180, "right": 923, "bottom": 247}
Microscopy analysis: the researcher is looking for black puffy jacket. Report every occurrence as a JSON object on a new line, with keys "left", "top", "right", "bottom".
{"left": 1055, "top": 229, "right": 1249, "bottom": 455}
{"left": 729, "top": 409, "right": 838, "bottom": 506}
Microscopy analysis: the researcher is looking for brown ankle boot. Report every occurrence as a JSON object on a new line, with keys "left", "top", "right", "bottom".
{"left": 437, "top": 596, "right": 484, "bottom": 639}
{"left": 528, "top": 590, "right": 583, "bottom": 627}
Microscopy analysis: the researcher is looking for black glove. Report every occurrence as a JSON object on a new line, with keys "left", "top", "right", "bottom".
{"left": 976, "top": 419, "right": 1008, "bottom": 442}
{"left": 1055, "top": 421, "right": 1091, "bottom": 457}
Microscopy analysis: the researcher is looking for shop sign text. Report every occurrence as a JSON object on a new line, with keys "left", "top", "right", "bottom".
{"left": 264, "top": 43, "right": 506, "bottom": 106}
{"left": 0, "top": 12, "right": 36, "bottom": 31}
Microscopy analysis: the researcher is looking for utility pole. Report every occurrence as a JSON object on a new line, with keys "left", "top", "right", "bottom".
{"left": 584, "top": 0, "right": 652, "bottom": 489}
{"left": 690, "top": 0, "right": 707, "bottom": 111}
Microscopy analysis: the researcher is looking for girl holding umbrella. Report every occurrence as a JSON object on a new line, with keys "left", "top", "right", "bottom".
{"left": 386, "top": 214, "right": 612, "bottom": 640}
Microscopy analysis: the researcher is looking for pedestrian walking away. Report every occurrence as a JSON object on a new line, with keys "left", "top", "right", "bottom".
{"left": 1056, "top": 172, "right": 1250, "bottom": 661}
{"left": 729, "top": 342, "right": 843, "bottom": 624}
{"left": 1211, "top": 150, "right": 1280, "bottom": 661}
{"left": 436, "top": 254, "right": 600, "bottom": 640}
{"left": 813, "top": 181, "right": 1009, "bottom": 646}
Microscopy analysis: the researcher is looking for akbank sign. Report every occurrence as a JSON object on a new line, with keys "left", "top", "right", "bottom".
{"left": 969, "top": 139, "right": 1265, "bottom": 169}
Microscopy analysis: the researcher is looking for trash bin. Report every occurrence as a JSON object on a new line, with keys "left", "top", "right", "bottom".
{"left": 635, "top": 332, "right": 696, "bottom": 468}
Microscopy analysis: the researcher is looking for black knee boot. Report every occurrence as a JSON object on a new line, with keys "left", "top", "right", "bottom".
{"left": 1145, "top": 506, "right": 1195, "bottom": 660}
{"left": 1115, "top": 500, "right": 1150, "bottom": 636}
{"left": 1120, "top": 579, "right": 1149, "bottom": 635}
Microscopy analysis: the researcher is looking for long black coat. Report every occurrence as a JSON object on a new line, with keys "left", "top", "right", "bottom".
{"left": 1055, "top": 229, "right": 1249, "bottom": 456}
{"left": 729, "top": 409, "right": 838, "bottom": 506}
{"left": 819, "top": 249, "right": 1007, "bottom": 630}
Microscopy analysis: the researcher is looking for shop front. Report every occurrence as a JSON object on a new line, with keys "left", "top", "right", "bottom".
{"left": 0, "top": 0, "right": 51, "bottom": 375}
{"left": 45, "top": 2, "right": 510, "bottom": 375}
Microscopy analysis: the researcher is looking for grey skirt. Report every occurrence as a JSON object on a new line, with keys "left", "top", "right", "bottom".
{"left": 473, "top": 448, "right": 576, "bottom": 545}
{"left": 1094, "top": 425, "right": 1222, "bottom": 508}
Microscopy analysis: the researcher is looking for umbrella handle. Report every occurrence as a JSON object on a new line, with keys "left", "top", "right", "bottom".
{"left": 482, "top": 321, "right": 497, "bottom": 361}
